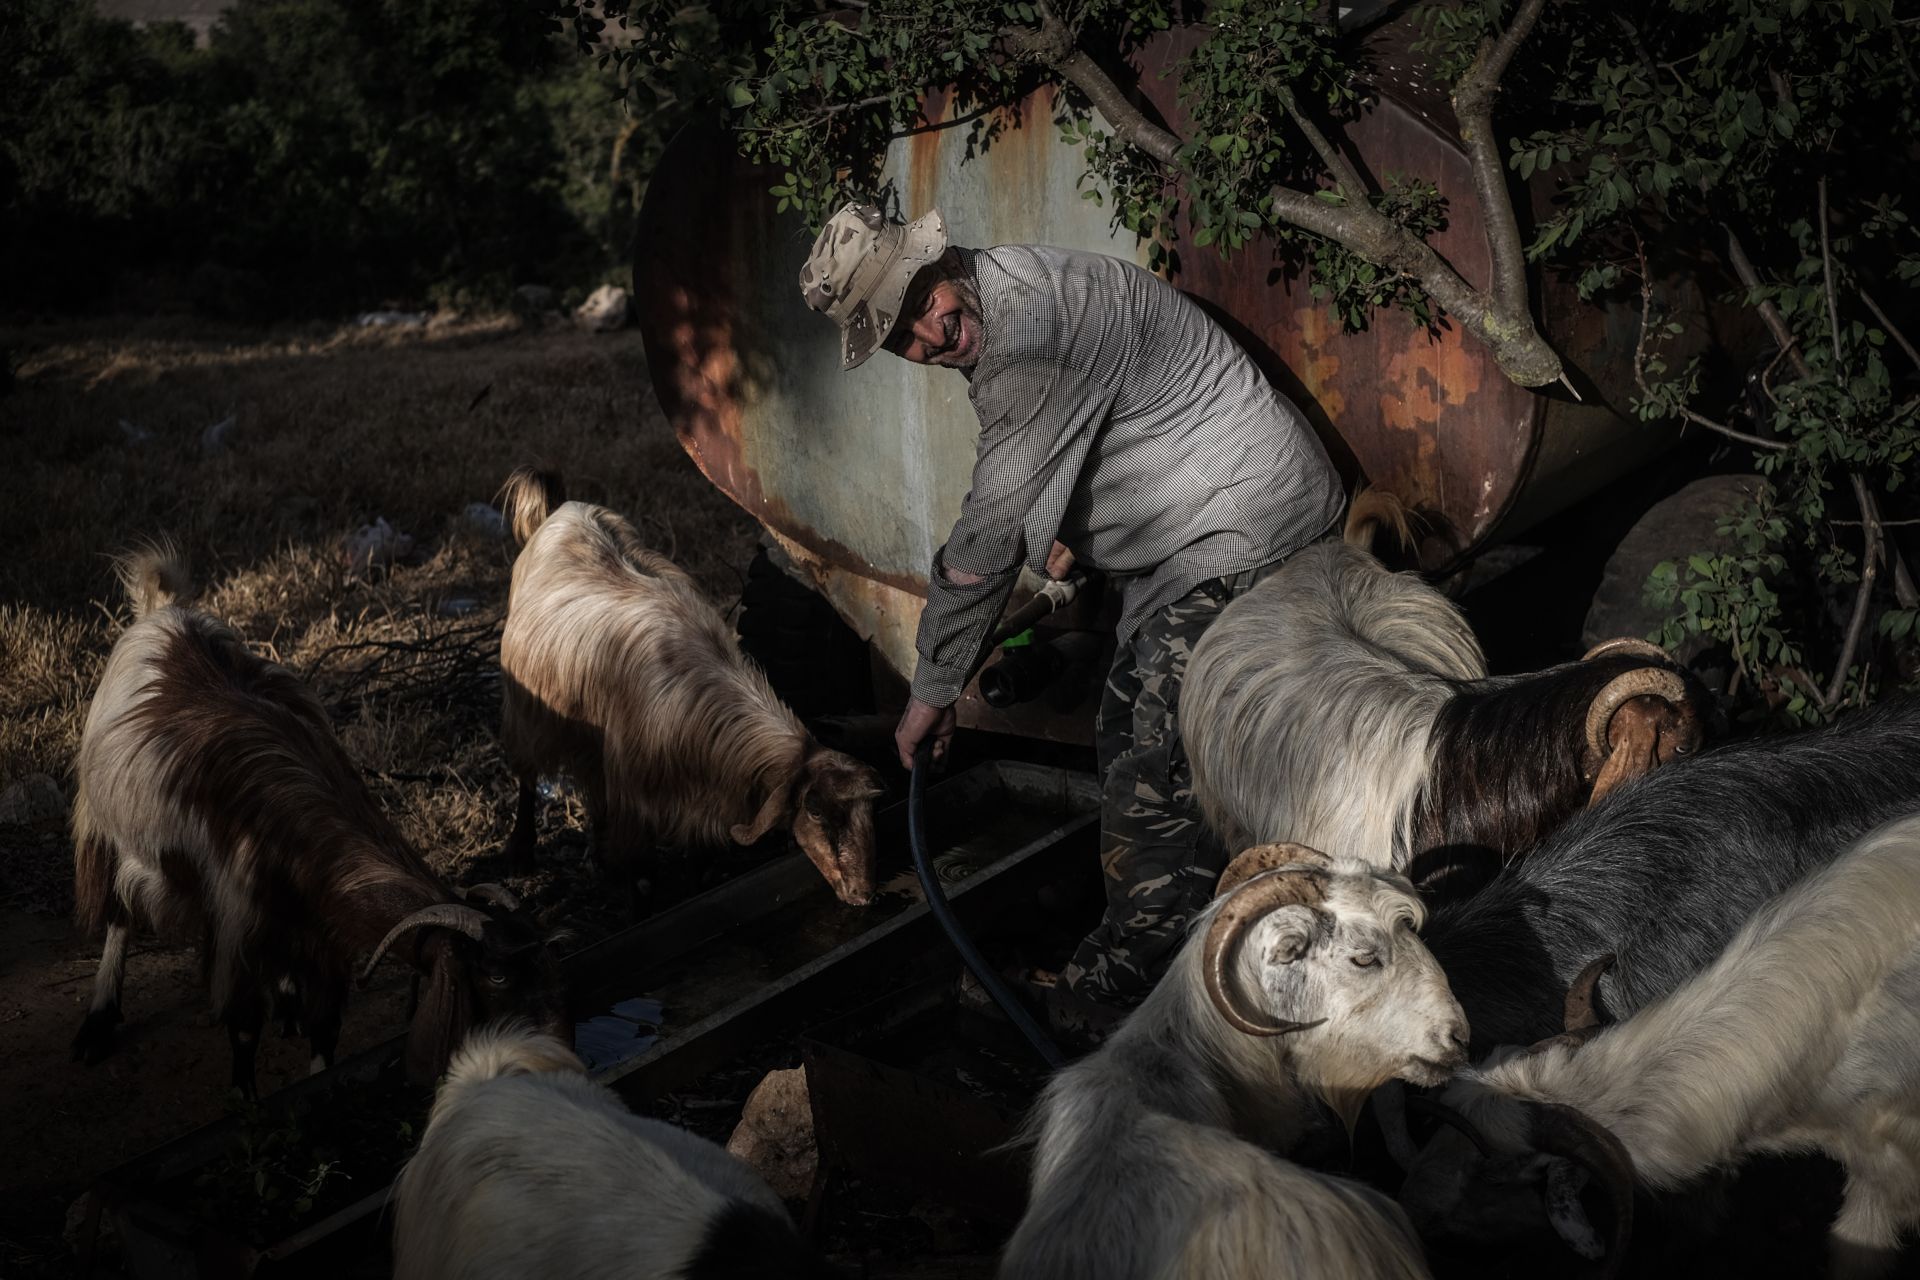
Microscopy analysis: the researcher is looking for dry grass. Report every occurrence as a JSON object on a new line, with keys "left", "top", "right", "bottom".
{"left": 0, "top": 313, "right": 760, "bottom": 923}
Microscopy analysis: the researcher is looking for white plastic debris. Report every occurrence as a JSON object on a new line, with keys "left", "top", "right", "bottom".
{"left": 339, "top": 517, "right": 415, "bottom": 575}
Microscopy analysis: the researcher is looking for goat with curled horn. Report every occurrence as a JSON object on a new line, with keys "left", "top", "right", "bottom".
{"left": 1183, "top": 488, "right": 1712, "bottom": 888}
{"left": 71, "top": 545, "right": 568, "bottom": 1093}
{"left": 1403, "top": 812, "right": 1920, "bottom": 1278}
{"left": 1001, "top": 843, "right": 1468, "bottom": 1279}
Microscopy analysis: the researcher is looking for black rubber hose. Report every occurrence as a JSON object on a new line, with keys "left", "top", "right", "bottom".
{"left": 910, "top": 740, "right": 1067, "bottom": 1069}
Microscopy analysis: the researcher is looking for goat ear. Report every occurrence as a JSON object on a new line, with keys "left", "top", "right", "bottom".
{"left": 1587, "top": 702, "right": 1663, "bottom": 806}
{"left": 404, "top": 934, "right": 474, "bottom": 1088}
{"left": 1543, "top": 1160, "right": 1606, "bottom": 1261}
{"left": 730, "top": 777, "right": 791, "bottom": 846}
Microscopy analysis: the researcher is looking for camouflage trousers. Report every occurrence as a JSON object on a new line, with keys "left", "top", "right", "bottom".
{"left": 1059, "top": 561, "right": 1282, "bottom": 1008}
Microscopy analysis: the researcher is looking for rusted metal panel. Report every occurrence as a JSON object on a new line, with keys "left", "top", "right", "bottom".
{"left": 636, "top": 16, "right": 1671, "bottom": 717}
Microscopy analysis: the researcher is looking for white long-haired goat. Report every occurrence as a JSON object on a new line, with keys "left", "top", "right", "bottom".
{"left": 1183, "top": 492, "right": 1702, "bottom": 877}
{"left": 392, "top": 1022, "right": 838, "bottom": 1280}
{"left": 1000, "top": 843, "right": 1470, "bottom": 1280}
{"left": 497, "top": 468, "right": 881, "bottom": 910}
{"left": 1400, "top": 811, "right": 1920, "bottom": 1278}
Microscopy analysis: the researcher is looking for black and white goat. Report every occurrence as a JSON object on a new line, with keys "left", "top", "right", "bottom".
{"left": 71, "top": 547, "right": 566, "bottom": 1092}
{"left": 497, "top": 468, "right": 882, "bottom": 910}
{"left": 1000, "top": 844, "right": 1471, "bottom": 1280}
{"left": 392, "top": 1022, "right": 837, "bottom": 1280}
{"left": 1421, "top": 693, "right": 1920, "bottom": 1055}
{"left": 1402, "top": 811, "right": 1920, "bottom": 1279}
{"left": 1183, "top": 494, "right": 1705, "bottom": 881}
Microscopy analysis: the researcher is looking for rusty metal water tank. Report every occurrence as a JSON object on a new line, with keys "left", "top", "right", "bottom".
{"left": 633, "top": 14, "right": 1688, "bottom": 698}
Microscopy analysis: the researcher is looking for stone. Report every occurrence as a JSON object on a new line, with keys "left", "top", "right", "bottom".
{"left": 461, "top": 501, "right": 508, "bottom": 540}
{"left": 1583, "top": 474, "right": 1764, "bottom": 667}
{"left": 513, "top": 284, "right": 557, "bottom": 315}
{"left": 0, "top": 773, "right": 66, "bottom": 826}
{"left": 725, "top": 1067, "right": 817, "bottom": 1200}
{"left": 574, "top": 284, "right": 631, "bottom": 333}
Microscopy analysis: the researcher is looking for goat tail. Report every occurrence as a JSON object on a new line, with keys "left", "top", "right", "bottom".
{"left": 441, "top": 1019, "right": 585, "bottom": 1095}
{"left": 498, "top": 467, "right": 567, "bottom": 549}
{"left": 114, "top": 540, "right": 192, "bottom": 621}
{"left": 1343, "top": 486, "right": 1416, "bottom": 554}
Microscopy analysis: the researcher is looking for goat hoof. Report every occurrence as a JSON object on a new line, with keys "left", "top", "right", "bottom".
{"left": 71, "top": 1008, "right": 122, "bottom": 1064}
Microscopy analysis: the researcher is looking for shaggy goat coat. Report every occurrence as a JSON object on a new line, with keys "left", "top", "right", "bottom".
{"left": 497, "top": 470, "right": 878, "bottom": 906}
{"left": 1002, "top": 856, "right": 1460, "bottom": 1280}
{"left": 71, "top": 548, "right": 493, "bottom": 1084}
{"left": 1182, "top": 537, "right": 1486, "bottom": 865}
{"left": 392, "top": 1024, "right": 832, "bottom": 1280}
{"left": 1425, "top": 694, "right": 1920, "bottom": 1053}
{"left": 1420, "top": 811, "right": 1920, "bottom": 1268}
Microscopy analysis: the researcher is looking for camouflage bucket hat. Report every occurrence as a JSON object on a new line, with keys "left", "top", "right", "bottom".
{"left": 798, "top": 202, "right": 948, "bottom": 370}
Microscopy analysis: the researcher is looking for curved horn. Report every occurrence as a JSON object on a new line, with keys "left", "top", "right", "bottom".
{"left": 356, "top": 903, "right": 490, "bottom": 986}
{"left": 1405, "top": 1095, "right": 1496, "bottom": 1159}
{"left": 1585, "top": 668, "right": 1691, "bottom": 761}
{"left": 1581, "top": 637, "right": 1671, "bottom": 664}
{"left": 1527, "top": 954, "right": 1617, "bottom": 1055}
{"left": 1564, "top": 955, "right": 1614, "bottom": 1036}
{"left": 462, "top": 882, "right": 522, "bottom": 912}
{"left": 1214, "top": 842, "right": 1332, "bottom": 901}
{"left": 1202, "top": 865, "right": 1331, "bottom": 1037}
{"left": 1527, "top": 1101, "right": 1636, "bottom": 1274}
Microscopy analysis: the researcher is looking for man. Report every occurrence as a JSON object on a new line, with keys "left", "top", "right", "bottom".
{"left": 798, "top": 202, "right": 1344, "bottom": 1027}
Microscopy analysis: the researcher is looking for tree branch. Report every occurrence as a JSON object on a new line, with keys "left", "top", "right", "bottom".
{"left": 1004, "top": 2, "right": 1182, "bottom": 166}
{"left": 1818, "top": 175, "right": 1844, "bottom": 372}
{"left": 1826, "top": 472, "right": 1883, "bottom": 709}
{"left": 1632, "top": 235, "right": 1787, "bottom": 451}
{"left": 1277, "top": 87, "right": 1367, "bottom": 200}
{"left": 1861, "top": 286, "right": 1920, "bottom": 376}
{"left": 1720, "top": 216, "right": 1816, "bottom": 380}
{"left": 1012, "top": 0, "right": 1563, "bottom": 386}
{"left": 1451, "top": 0, "right": 1552, "bottom": 316}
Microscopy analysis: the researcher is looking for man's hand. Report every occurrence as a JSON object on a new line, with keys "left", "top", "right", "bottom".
{"left": 1046, "top": 541, "right": 1076, "bottom": 581}
{"left": 895, "top": 697, "right": 958, "bottom": 771}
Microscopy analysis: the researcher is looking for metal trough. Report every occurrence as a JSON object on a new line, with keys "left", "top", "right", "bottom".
{"left": 87, "top": 760, "right": 1097, "bottom": 1279}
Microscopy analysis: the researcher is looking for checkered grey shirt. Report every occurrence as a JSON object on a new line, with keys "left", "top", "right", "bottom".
{"left": 910, "top": 244, "right": 1344, "bottom": 706}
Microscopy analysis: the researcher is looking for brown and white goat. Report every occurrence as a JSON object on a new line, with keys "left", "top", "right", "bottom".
{"left": 496, "top": 468, "right": 881, "bottom": 909}
{"left": 1183, "top": 491, "right": 1709, "bottom": 892}
{"left": 71, "top": 547, "right": 567, "bottom": 1093}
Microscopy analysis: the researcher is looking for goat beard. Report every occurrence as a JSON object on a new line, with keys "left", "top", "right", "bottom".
{"left": 1317, "top": 1068, "right": 1399, "bottom": 1142}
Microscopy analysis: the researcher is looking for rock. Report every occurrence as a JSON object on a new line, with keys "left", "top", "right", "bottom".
{"left": 725, "top": 1067, "right": 817, "bottom": 1200}
{"left": 438, "top": 596, "right": 479, "bottom": 617}
{"left": 574, "top": 284, "right": 631, "bottom": 333}
{"left": 118, "top": 418, "right": 153, "bottom": 446}
{"left": 339, "top": 517, "right": 415, "bottom": 575}
{"left": 1583, "top": 474, "right": 1764, "bottom": 667}
{"left": 0, "top": 773, "right": 66, "bottom": 826}
{"left": 461, "top": 501, "right": 508, "bottom": 540}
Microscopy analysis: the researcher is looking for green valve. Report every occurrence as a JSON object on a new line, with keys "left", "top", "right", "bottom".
{"left": 1002, "top": 628, "right": 1036, "bottom": 649}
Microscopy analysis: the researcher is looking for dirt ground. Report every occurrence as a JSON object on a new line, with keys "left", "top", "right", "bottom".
{"left": 0, "top": 314, "right": 763, "bottom": 1274}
